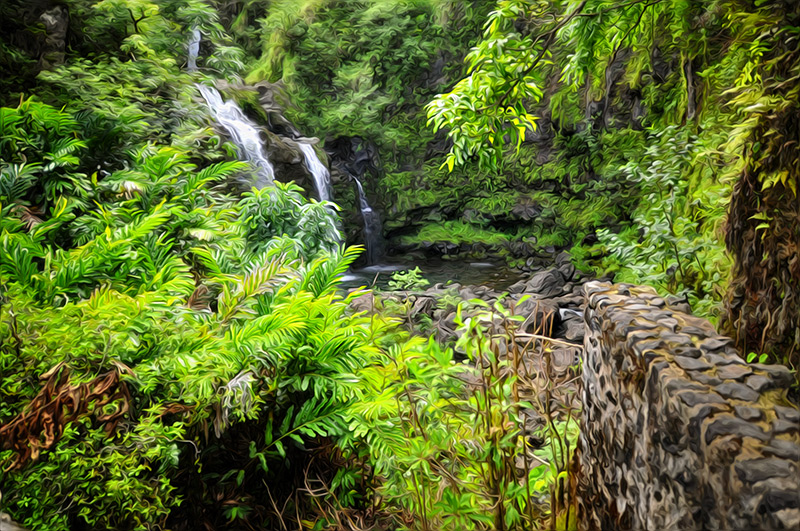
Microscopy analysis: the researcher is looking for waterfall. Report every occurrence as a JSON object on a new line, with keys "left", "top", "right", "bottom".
{"left": 187, "top": 28, "right": 200, "bottom": 71}
{"left": 196, "top": 84, "right": 275, "bottom": 188}
{"left": 352, "top": 175, "right": 382, "bottom": 264}
{"left": 298, "top": 142, "right": 332, "bottom": 202}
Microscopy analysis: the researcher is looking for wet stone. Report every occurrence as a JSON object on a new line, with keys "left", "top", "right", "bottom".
{"left": 716, "top": 364, "right": 753, "bottom": 381}
{"left": 735, "top": 458, "right": 795, "bottom": 483}
{"left": 701, "top": 337, "right": 735, "bottom": 351}
{"left": 674, "top": 356, "right": 713, "bottom": 371}
{"left": 716, "top": 382, "right": 760, "bottom": 402}
{"left": 678, "top": 391, "right": 726, "bottom": 407}
{"left": 705, "top": 415, "right": 769, "bottom": 444}
{"left": 745, "top": 374, "right": 773, "bottom": 393}
{"left": 774, "top": 406, "right": 800, "bottom": 423}
{"left": 734, "top": 406, "right": 763, "bottom": 421}
{"left": 772, "top": 420, "right": 799, "bottom": 436}
{"left": 762, "top": 440, "right": 800, "bottom": 460}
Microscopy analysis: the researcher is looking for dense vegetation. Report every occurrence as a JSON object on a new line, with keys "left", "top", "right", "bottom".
{"left": 426, "top": 0, "right": 800, "bottom": 362}
{"left": 1, "top": 0, "right": 798, "bottom": 529}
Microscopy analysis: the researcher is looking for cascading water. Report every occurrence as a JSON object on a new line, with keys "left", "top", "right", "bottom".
{"left": 189, "top": 30, "right": 273, "bottom": 188}
{"left": 298, "top": 141, "right": 332, "bottom": 202}
{"left": 196, "top": 84, "right": 276, "bottom": 188}
{"left": 187, "top": 28, "right": 200, "bottom": 71}
{"left": 352, "top": 175, "right": 382, "bottom": 264}
{"left": 189, "top": 30, "right": 347, "bottom": 256}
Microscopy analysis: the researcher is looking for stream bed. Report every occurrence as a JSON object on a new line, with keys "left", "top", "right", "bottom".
{"left": 339, "top": 258, "right": 526, "bottom": 292}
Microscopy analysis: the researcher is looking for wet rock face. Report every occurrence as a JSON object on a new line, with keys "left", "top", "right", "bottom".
{"left": 327, "top": 136, "right": 380, "bottom": 180}
{"left": 39, "top": 5, "right": 68, "bottom": 69}
{"left": 578, "top": 282, "right": 800, "bottom": 531}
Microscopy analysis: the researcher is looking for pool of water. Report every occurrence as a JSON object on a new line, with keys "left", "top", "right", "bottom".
{"left": 338, "top": 258, "right": 525, "bottom": 291}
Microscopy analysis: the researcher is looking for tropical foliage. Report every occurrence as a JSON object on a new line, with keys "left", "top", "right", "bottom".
{"left": 426, "top": 0, "right": 799, "bottom": 350}
{"left": 1, "top": 0, "right": 798, "bottom": 529}
{"left": 0, "top": 96, "right": 367, "bottom": 529}
{"left": 342, "top": 303, "right": 580, "bottom": 531}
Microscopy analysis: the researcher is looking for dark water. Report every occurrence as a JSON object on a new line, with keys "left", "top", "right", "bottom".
{"left": 351, "top": 176, "right": 382, "bottom": 264}
{"left": 338, "top": 258, "right": 524, "bottom": 291}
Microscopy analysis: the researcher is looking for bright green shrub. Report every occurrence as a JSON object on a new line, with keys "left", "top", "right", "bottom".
{"left": 0, "top": 100, "right": 371, "bottom": 530}
{"left": 340, "top": 302, "right": 579, "bottom": 530}
{"left": 387, "top": 266, "right": 430, "bottom": 291}
{"left": 401, "top": 220, "right": 509, "bottom": 247}
{"left": 239, "top": 181, "right": 341, "bottom": 256}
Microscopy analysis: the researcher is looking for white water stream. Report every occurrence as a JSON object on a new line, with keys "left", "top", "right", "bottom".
{"left": 190, "top": 29, "right": 381, "bottom": 258}
{"left": 298, "top": 142, "right": 332, "bottom": 202}
{"left": 187, "top": 28, "right": 200, "bottom": 71}
{"left": 196, "top": 84, "right": 276, "bottom": 188}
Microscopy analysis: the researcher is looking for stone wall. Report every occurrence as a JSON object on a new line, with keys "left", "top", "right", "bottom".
{"left": 578, "top": 282, "right": 800, "bottom": 530}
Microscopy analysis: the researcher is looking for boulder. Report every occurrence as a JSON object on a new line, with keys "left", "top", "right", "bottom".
{"left": 561, "top": 315, "right": 585, "bottom": 342}
{"left": 526, "top": 268, "right": 567, "bottom": 297}
{"left": 525, "top": 256, "right": 547, "bottom": 270}
{"left": 265, "top": 134, "right": 302, "bottom": 164}
{"left": 0, "top": 513, "right": 28, "bottom": 531}
{"left": 552, "top": 347, "right": 581, "bottom": 371}
{"left": 666, "top": 294, "right": 692, "bottom": 314}
{"left": 437, "top": 311, "right": 458, "bottom": 343}
{"left": 518, "top": 299, "right": 561, "bottom": 335}
{"left": 470, "top": 285, "right": 496, "bottom": 299}
{"left": 410, "top": 296, "right": 436, "bottom": 319}
{"left": 551, "top": 294, "right": 583, "bottom": 308}
{"left": 556, "top": 251, "right": 576, "bottom": 281}
{"left": 459, "top": 287, "right": 480, "bottom": 301}
{"left": 508, "top": 280, "right": 528, "bottom": 294}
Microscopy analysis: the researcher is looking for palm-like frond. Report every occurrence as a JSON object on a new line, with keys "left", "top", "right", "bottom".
{"left": 0, "top": 231, "right": 43, "bottom": 288}
{"left": 42, "top": 137, "right": 86, "bottom": 172}
{"left": 298, "top": 245, "right": 362, "bottom": 297}
{"left": 184, "top": 160, "right": 249, "bottom": 194}
{"left": 217, "top": 255, "right": 292, "bottom": 324}
{"left": 0, "top": 163, "right": 40, "bottom": 202}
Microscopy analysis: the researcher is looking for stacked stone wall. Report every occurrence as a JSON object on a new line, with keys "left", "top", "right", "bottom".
{"left": 578, "top": 282, "right": 800, "bottom": 530}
